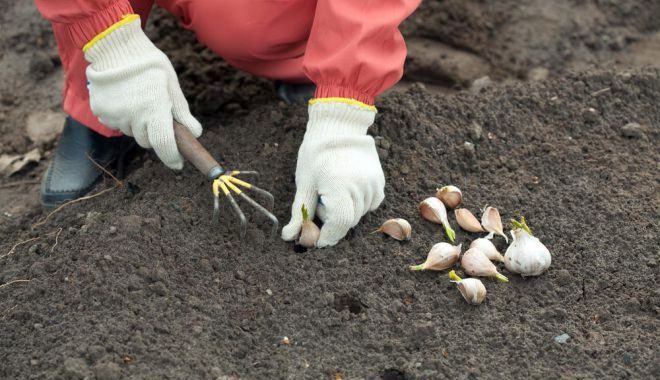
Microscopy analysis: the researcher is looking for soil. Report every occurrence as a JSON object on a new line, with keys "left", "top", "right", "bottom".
{"left": 1, "top": 1, "right": 659, "bottom": 379}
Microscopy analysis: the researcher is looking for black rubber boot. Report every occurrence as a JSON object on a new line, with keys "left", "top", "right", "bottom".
{"left": 40, "top": 116, "right": 122, "bottom": 209}
{"left": 274, "top": 81, "right": 316, "bottom": 104}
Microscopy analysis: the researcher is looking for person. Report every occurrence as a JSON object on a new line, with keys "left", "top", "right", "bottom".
{"left": 34, "top": 0, "right": 420, "bottom": 247}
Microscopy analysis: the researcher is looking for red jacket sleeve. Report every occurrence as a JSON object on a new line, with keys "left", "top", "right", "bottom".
{"left": 303, "top": 0, "right": 421, "bottom": 105}
{"left": 34, "top": 0, "right": 135, "bottom": 48}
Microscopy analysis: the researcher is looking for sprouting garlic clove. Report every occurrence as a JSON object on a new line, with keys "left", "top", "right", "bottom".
{"left": 461, "top": 247, "right": 508, "bottom": 282}
{"left": 470, "top": 238, "right": 505, "bottom": 262}
{"left": 410, "top": 243, "right": 462, "bottom": 271}
{"left": 419, "top": 197, "right": 456, "bottom": 242}
{"left": 458, "top": 278, "right": 487, "bottom": 305}
{"left": 436, "top": 185, "right": 463, "bottom": 209}
{"left": 504, "top": 217, "right": 551, "bottom": 276}
{"left": 299, "top": 204, "right": 320, "bottom": 248}
{"left": 299, "top": 220, "right": 320, "bottom": 248}
{"left": 455, "top": 208, "right": 485, "bottom": 232}
{"left": 481, "top": 206, "right": 508, "bottom": 243}
{"left": 420, "top": 197, "right": 445, "bottom": 224}
{"left": 376, "top": 218, "right": 412, "bottom": 241}
{"left": 449, "top": 270, "right": 487, "bottom": 305}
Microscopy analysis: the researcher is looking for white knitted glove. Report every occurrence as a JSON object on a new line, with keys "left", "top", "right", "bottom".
{"left": 84, "top": 16, "right": 201, "bottom": 169}
{"left": 282, "top": 101, "right": 386, "bottom": 247}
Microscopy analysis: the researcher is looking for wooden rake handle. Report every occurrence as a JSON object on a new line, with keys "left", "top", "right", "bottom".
{"left": 173, "top": 121, "right": 224, "bottom": 181}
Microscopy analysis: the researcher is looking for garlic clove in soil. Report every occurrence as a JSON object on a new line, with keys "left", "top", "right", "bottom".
{"left": 419, "top": 197, "right": 456, "bottom": 242}
{"left": 461, "top": 247, "right": 509, "bottom": 282}
{"left": 504, "top": 217, "right": 551, "bottom": 276}
{"left": 449, "top": 270, "right": 487, "bottom": 305}
{"left": 299, "top": 204, "right": 320, "bottom": 248}
{"left": 375, "top": 218, "right": 412, "bottom": 241}
{"left": 436, "top": 185, "right": 463, "bottom": 209}
{"left": 481, "top": 206, "right": 508, "bottom": 243}
{"left": 455, "top": 208, "right": 485, "bottom": 232}
{"left": 409, "top": 243, "right": 462, "bottom": 271}
{"left": 470, "top": 238, "right": 505, "bottom": 262}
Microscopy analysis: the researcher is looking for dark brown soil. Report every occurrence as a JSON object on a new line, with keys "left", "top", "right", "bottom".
{"left": 1, "top": 1, "right": 659, "bottom": 379}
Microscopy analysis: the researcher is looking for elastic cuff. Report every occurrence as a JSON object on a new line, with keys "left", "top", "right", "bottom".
{"left": 83, "top": 17, "right": 154, "bottom": 70}
{"left": 309, "top": 98, "right": 377, "bottom": 113}
{"left": 83, "top": 14, "right": 140, "bottom": 52}
{"left": 314, "top": 84, "right": 375, "bottom": 105}
{"left": 307, "top": 101, "right": 376, "bottom": 137}
{"left": 63, "top": 0, "right": 134, "bottom": 49}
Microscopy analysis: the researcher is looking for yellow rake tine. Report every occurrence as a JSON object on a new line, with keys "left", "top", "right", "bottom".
{"left": 219, "top": 182, "right": 231, "bottom": 196}
{"left": 212, "top": 179, "right": 225, "bottom": 197}
{"left": 226, "top": 176, "right": 252, "bottom": 189}
{"left": 222, "top": 177, "right": 243, "bottom": 194}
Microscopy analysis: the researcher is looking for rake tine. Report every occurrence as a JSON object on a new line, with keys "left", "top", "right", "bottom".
{"left": 238, "top": 193, "right": 279, "bottom": 237}
{"left": 226, "top": 193, "right": 247, "bottom": 239}
{"left": 212, "top": 195, "right": 220, "bottom": 224}
{"left": 230, "top": 170, "right": 259, "bottom": 177}
{"left": 247, "top": 184, "right": 275, "bottom": 211}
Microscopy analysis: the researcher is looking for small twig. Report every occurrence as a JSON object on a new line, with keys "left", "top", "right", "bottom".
{"left": 50, "top": 228, "right": 63, "bottom": 253}
{"left": 0, "top": 279, "right": 30, "bottom": 290}
{"left": 0, "top": 237, "right": 39, "bottom": 259}
{"left": 0, "top": 179, "right": 40, "bottom": 189}
{"left": 31, "top": 156, "right": 124, "bottom": 230}
{"left": 86, "top": 153, "right": 123, "bottom": 188}
{"left": 0, "top": 305, "right": 18, "bottom": 320}
{"left": 590, "top": 87, "right": 611, "bottom": 96}
{"left": 32, "top": 187, "right": 117, "bottom": 229}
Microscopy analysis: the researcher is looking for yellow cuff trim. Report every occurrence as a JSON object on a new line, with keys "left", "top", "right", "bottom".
{"left": 309, "top": 97, "right": 377, "bottom": 112}
{"left": 82, "top": 14, "right": 140, "bottom": 53}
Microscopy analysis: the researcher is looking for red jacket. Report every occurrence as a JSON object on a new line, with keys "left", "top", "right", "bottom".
{"left": 36, "top": 0, "right": 419, "bottom": 105}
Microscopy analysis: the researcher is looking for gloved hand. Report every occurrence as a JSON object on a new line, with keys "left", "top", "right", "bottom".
{"left": 84, "top": 15, "right": 201, "bottom": 169}
{"left": 282, "top": 100, "right": 386, "bottom": 247}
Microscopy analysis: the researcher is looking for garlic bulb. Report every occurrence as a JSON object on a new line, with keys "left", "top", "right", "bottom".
{"left": 449, "top": 270, "right": 487, "bottom": 305}
{"left": 419, "top": 197, "right": 456, "bottom": 242}
{"left": 481, "top": 206, "right": 508, "bottom": 243}
{"left": 436, "top": 185, "right": 462, "bottom": 209}
{"left": 470, "top": 238, "right": 504, "bottom": 262}
{"left": 504, "top": 217, "right": 551, "bottom": 276}
{"left": 461, "top": 247, "right": 508, "bottom": 282}
{"left": 299, "top": 204, "right": 320, "bottom": 248}
{"left": 455, "top": 209, "right": 484, "bottom": 232}
{"left": 375, "top": 218, "right": 412, "bottom": 241}
{"left": 410, "top": 243, "right": 462, "bottom": 271}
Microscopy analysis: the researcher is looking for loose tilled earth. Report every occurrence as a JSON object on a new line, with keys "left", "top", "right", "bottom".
{"left": 1, "top": 1, "right": 659, "bottom": 379}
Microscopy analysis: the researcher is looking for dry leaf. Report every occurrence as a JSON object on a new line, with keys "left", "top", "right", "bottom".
{"left": 0, "top": 148, "right": 41, "bottom": 177}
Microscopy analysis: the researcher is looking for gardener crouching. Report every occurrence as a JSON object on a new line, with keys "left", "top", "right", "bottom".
{"left": 35, "top": 0, "right": 420, "bottom": 247}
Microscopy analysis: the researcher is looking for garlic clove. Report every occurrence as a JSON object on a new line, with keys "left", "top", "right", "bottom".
{"left": 481, "top": 206, "right": 508, "bottom": 243}
{"left": 436, "top": 185, "right": 463, "bottom": 209}
{"left": 376, "top": 218, "right": 412, "bottom": 241}
{"left": 419, "top": 197, "right": 456, "bottom": 242}
{"left": 470, "top": 238, "right": 505, "bottom": 262}
{"left": 299, "top": 220, "right": 320, "bottom": 248}
{"left": 504, "top": 217, "right": 551, "bottom": 276}
{"left": 420, "top": 197, "right": 445, "bottom": 224}
{"left": 299, "top": 204, "right": 320, "bottom": 248}
{"left": 461, "top": 247, "right": 508, "bottom": 282}
{"left": 457, "top": 278, "right": 487, "bottom": 305}
{"left": 410, "top": 243, "right": 461, "bottom": 271}
{"left": 455, "top": 208, "right": 485, "bottom": 232}
{"left": 449, "top": 270, "right": 487, "bottom": 305}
